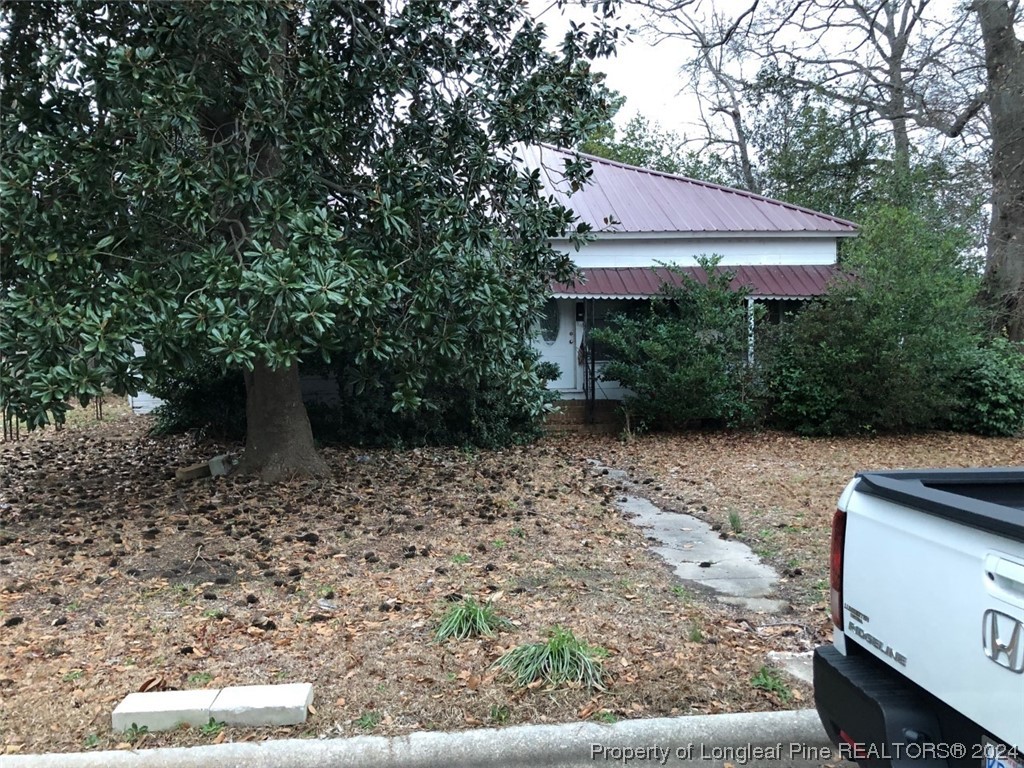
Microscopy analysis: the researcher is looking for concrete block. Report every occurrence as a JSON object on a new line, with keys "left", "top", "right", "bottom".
{"left": 175, "top": 462, "right": 211, "bottom": 481}
{"left": 767, "top": 650, "right": 813, "bottom": 686}
{"left": 208, "top": 454, "right": 233, "bottom": 477}
{"left": 209, "top": 683, "right": 313, "bottom": 727}
{"left": 112, "top": 689, "right": 220, "bottom": 732}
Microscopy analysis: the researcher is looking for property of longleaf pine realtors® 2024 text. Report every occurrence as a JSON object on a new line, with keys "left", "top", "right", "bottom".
{"left": 589, "top": 743, "right": 839, "bottom": 765}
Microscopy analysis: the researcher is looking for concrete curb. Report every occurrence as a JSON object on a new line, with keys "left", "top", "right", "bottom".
{"left": 4, "top": 709, "right": 837, "bottom": 768}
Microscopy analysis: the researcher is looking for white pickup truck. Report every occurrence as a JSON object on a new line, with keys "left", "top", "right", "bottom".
{"left": 814, "top": 469, "right": 1024, "bottom": 768}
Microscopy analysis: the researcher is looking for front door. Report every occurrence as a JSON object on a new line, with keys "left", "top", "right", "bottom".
{"left": 536, "top": 298, "right": 578, "bottom": 390}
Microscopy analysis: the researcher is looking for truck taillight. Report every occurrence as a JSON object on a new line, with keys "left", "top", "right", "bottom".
{"left": 830, "top": 509, "right": 846, "bottom": 628}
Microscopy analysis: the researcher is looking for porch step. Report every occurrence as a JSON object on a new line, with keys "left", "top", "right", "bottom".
{"left": 545, "top": 400, "right": 624, "bottom": 434}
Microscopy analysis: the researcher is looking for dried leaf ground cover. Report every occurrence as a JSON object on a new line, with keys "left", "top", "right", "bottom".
{"left": 1, "top": 410, "right": 1021, "bottom": 755}
{"left": 585, "top": 431, "right": 1024, "bottom": 633}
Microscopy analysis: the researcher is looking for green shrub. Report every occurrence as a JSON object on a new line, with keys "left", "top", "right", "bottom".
{"left": 761, "top": 299, "right": 878, "bottom": 435}
{"left": 762, "top": 204, "right": 981, "bottom": 436}
{"left": 493, "top": 626, "right": 609, "bottom": 690}
{"left": 335, "top": 379, "right": 547, "bottom": 449}
{"left": 146, "top": 346, "right": 557, "bottom": 449}
{"left": 951, "top": 338, "right": 1024, "bottom": 436}
{"left": 332, "top": 348, "right": 558, "bottom": 449}
{"left": 148, "top": 357, "right": 246, "bottom": 439}
{"left": 590, "top": 256, "right": 763, "bottom": 431}
{"left": 304, "top": 400, "right": 345, "bottom": 444}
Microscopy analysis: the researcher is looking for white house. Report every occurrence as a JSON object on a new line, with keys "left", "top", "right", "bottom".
{"left": 128, "top": 342, "right": 163, "bottom": 414}
{"left": 522, "top": 145, "right": 858, "bottom": 404}
{"left": 132, "top": 146, "right": 858, "bottom": 420}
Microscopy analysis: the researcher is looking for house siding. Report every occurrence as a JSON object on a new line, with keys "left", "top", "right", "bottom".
{"left": 554, "top": 236, "right": 838, "bottom": 269}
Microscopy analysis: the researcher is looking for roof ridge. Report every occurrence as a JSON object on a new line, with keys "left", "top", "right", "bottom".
{"left": 534, "top": 143, "right": 858, "bottom": 231}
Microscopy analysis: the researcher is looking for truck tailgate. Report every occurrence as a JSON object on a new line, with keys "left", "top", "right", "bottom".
{"left": 842, "top": 484, "right": 1024, "bottom": 748}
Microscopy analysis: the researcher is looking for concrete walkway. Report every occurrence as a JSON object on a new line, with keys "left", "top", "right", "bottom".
{"left": 5, "top": 709, "right": 837, "bottom": 768}
{"left": 594, "top": 463, "right": 786, "bottom": 613}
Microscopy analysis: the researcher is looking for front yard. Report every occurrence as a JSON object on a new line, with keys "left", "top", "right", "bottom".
{"left": 2, "top": 409, "right": 1021, "bottom": 754}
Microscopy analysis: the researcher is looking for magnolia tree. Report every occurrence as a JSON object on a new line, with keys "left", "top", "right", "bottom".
{"left": 0, "top": 1, "right": 619, "bottom": 479}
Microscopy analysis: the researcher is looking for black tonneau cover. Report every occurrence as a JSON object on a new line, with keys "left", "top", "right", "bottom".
{"left": 855, "top": 468, "right": 1024, "bottom": 543}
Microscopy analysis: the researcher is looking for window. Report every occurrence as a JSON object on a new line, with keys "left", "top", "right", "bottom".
{"left": 540, "top": 299, "right": 560, "bottom": 344}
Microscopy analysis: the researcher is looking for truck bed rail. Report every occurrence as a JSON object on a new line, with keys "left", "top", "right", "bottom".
{"left": 856, "top": 469, "right": 1024, "bottom": 542}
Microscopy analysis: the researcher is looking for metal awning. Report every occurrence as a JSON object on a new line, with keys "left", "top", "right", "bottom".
{"left": 551, "top": 265, "right": 841, "bottom": 300}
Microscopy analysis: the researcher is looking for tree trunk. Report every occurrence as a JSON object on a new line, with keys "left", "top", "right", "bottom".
{"left": 881, "top": 5, "right": 913, "bottom": 177}
{"left": 729, "top": 105, "right": 760, "bottom": 194}
{"left": 236, "top": 359, "right": 328, "bottom": 482}
{"left": 975, "top": 1, "right": 1024, "bottom": 340}
{"left": 218, "top": 19, "right": 327, "bottom": 482}
{"left": 887, "top": 77, "right": 912, "bottom": 177}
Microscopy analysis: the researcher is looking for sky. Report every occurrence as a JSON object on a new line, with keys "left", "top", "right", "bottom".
{"left": 531, "top": 1, "right": 706, "bottom": 136}
{"left": 544, "top": 0, "right": 991, "bottom": 156}
{"left": 598, "top": 31, "right": 696, "bottom": 133}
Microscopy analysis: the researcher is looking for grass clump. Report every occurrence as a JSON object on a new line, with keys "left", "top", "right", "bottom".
{"left": 122, "top": 723, "right": 149, "bottom": 743}
{"left": 751, "top": 665, "right": 792, "bottom": 702}
{"left": 199, "top": 718, "right": 224, "bottom": 736}
{"left": 355, "top": 711, "right": 381, "bottom": 730}
{"left": 493, "top": 626, "right": 609, "bottom": 690}
{"left": 728, "top": 509, "right": 743, "bottom": 534}
{"left": 435, "top": 597, "right": 512, "bottom": 641}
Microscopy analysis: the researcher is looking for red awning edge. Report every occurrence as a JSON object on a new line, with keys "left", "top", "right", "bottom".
{"left": 551, "top": 265, "right": 842, "bottom": 300}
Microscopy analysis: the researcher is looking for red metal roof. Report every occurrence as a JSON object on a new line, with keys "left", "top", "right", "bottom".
{"left": 552, "top": 265, "right": 842, "bottom": 300}
{"left": 522, "top": 144, "right": 859, "bottom": 236}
